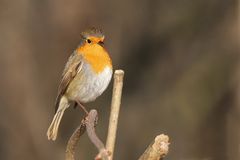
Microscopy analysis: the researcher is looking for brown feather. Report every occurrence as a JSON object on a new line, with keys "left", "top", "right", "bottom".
{"left": 54, "top": 52, "right": 83, "bottom": 113}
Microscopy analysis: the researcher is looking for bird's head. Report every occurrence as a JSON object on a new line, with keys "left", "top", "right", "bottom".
{"left": 80, "top": 27, "right": 105, "bottom": 47}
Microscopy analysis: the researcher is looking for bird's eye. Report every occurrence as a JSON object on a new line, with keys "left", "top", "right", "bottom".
{"left": 87, "top": 39, "right": 91, "bottom": 43}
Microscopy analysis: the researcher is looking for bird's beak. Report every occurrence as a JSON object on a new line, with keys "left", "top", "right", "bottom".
{"left": 98, "top": 41, "right": 104, "bottom": 47}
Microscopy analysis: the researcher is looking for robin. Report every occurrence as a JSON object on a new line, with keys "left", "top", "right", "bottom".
{"left": 47, "top": 28, "right": 112, "bottom": 141}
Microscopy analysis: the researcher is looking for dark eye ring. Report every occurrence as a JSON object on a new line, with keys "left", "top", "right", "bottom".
{"left": 87, "top": 39, "right": 91, "bottom": 43}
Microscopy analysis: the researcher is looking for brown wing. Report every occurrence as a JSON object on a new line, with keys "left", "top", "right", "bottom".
{"left": 55, "top": 52, "right": 83, "bottom": 113}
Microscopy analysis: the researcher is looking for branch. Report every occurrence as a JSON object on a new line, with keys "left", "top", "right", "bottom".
{"left": 106, "top": 70, "right": 124, "bottom": 160}
{"left": 85, "top": 110, "right": 110, "bottom": 160}
{"left": 138, "top": 134, "right": 170, "bottom": 160}
{"left": 65, "top": 118, "right": 86, "bottom": 160}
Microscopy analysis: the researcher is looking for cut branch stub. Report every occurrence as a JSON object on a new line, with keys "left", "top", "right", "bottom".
{"left": 138, "top": 134, "right": 170, "bottom": 160}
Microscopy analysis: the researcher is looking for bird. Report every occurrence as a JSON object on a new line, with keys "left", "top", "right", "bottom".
{"left": 47, "top": 28, "right": 112, "bottom": 141}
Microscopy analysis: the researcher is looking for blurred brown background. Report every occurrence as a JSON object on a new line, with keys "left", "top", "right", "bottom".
{"left": 0, "top": 0, "right": 239, "bottom": 160}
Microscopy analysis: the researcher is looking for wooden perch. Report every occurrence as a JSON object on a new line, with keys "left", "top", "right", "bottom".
{"left": 65, "top": 118, "right": 86, "bottom": 160}
{"left": 138, "top": 134, "right": 170, "bottom": 160}
{"left": 85, "top": 110, "right": 110, "bottom": 160}
{"left": 106, "top": 70, "right": 124, "bottom": 160}
{"left": 65, "top": 70, "right": 124, "bottom": 160}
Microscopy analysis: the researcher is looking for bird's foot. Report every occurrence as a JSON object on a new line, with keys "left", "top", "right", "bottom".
{"left": 76, "top": 101, "right": 89, "bottom": 115}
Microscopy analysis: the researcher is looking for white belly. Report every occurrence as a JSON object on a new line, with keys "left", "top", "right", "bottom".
{"left": 66, "top": 63, "right": 112, "bottom": 103}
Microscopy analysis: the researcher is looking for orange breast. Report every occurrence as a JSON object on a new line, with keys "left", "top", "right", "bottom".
{"left": 77, "top": 44, "right": 112, "bottom": 73}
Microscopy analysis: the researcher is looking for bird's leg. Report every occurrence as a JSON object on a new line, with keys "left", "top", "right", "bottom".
{"left": 76, "top": 101, "right": 89, "bottom": 115}
{"left": 73, "top": 102, "right": 78, "bottom": 109}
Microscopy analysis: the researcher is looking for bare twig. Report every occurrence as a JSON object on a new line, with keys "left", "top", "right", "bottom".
{"left": 85, "top": 110, "right": 103, "bottom": 150}
{"left": 106, "top": 70, "right": 124, "bottom": 160}
{"left": 65, "top": 119, "right": 86, "bottom": 160}
{"left": 85, "top": 110, "right": 110, "bottom": 160}
{"left": 138, "top": 134, "right": 170, "bottom": 160}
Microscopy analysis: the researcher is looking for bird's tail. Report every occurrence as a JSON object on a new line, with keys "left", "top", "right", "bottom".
{"left": 47, "top": 96, "right": 69, "bottom": 141}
